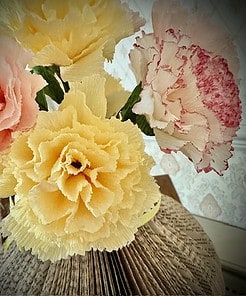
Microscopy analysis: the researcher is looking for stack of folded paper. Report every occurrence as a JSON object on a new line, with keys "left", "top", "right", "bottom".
{"left": 0, "top": 194, "right": 225, "bottom": 295}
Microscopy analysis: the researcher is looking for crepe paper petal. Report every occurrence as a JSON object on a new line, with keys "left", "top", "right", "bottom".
{"left": 0, "top": 0, "right": 145, "bottom": 82}
{"left": 29, "top": 186, "right": 75, "bottom": 225}
{"left": 60, "top": 45, "right": 105, "bottom": 82}
{"left": 0, "top": 76, "right": 161, "bottom": 262}
{"left": 0, "top": 36, "right": 46, "bottom": 151}
{"left": 104, "top": 74, "right": 130, "bottom": 118}
{"left": 129, "top": 0, "right": 242, "bottom": 175}
{"left": 71, "top": 75, "right": 107, "bottom": 119}
{"left": 152, "top": 0, "right": 239, "bottom": 77}
{"left": 0, "top": 151, "right": 17, "bottom": 198}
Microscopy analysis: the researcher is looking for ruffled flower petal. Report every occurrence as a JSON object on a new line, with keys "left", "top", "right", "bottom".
{"left": 129, "top": 1, "right": 242, "bottom": 175}
{"left": 0, "top": 35, "right": 46, "bottom": 151}
{"left": 152, "top": 0, "right": 239, "bottom": 77}
{"left": 0, "top": 76, "right": 161, "bottom": 262}
{"left": 104, "top": 74, "right": 130, "bottom": 118}
{"left": 29, "top": 186, "right": 75, "bottom": 224}
{"left": 0, "top": 150, "right": 16, "bottom": 198}
{"left": 0, "top": 0, "right": 145, "bottom": 82}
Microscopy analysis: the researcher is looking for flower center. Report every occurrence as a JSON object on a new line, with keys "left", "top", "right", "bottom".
{"left": 71, "top": 160, "right": 82, "bottom": 169}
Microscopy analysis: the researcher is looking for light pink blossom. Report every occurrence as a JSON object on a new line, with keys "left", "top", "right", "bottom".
{"left": 129, "top": 0, "right": 242, "bottom": 175}
{"left": 0, "top": 35, "right": 46, "bottom": 151}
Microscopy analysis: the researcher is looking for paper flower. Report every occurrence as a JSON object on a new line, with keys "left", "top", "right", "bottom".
{"left": 0, "top": 75, "right": 161, "bottom": 262}
{"left": 129, "top": 0, "right": 242, "bottom": 175}
{"left": 0, "top": 0, "right": 242, "bottom": 267}
{"left": 0, "top": 35, "right": 46, "bottom": 152}
{"left": 0, "top": 0, "right": 145, "bottom": 82}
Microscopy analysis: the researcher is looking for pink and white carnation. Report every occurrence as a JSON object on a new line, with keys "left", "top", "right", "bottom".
{"left": 129, "top": 0, "right": 242, "bottom": 175}
{"left": 0, "top": 35, "right": 46, "bottom": 152}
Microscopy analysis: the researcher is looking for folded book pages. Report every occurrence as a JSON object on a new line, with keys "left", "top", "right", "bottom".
{"left": 0, "top": 185, "right": 225, "bottom": 295}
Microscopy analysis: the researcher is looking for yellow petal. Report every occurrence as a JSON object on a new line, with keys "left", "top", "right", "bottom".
{"left": 36, "top": 106, "right": 76, "bottom": 131}
{"left": 86, "top": 186, "right": 115, "bottom": 217}
{"left": 65, "top": 200, "right": 104, "bottom": 234}
{"left": 60, "top": 45, "right": 105, "bottom": 82}
{"left": 30, "top": 44, "right": 72, "bottom": 67}
{"left": 10, "top": 131, "right": 39, "bottom": 167}
{"left": 29, "top": 185, "right": 75, "bottom": 224}
{"left": 75, "top": 75, "right": 107, "bottom": 118}
{"left": 57, "top": 172, "right": 88, "bottom": 202}
{"left": 0, "top": 151, "right": 16, "bottom": 198}
{"left": 60, "top": 80, "right": 108, "bottom": 125}
{"left": 105, "top": 74, "right": 130, "bottom": 117}
{"left": 59, "top": 84, "right": 94, "bottom": 124}
{"left": 0, "top": 83, "right": 162, "bottom": 262}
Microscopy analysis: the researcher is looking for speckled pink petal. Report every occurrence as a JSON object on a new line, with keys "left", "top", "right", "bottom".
{"left": 190, "top": 46, "right": 241, "bottom": 128}
{"left": 129, "top": 0, "right": 242, "bottom": 175}
{"left": 152, "top": 0, "right": 239, "bottom": 77}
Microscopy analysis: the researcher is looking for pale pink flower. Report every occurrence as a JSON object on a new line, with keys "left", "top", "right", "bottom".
{"left": 130, "top": 0, "right": 242, "bottom": 175}
{"left": 0, "top": 35, "right": 46, "bottom": 151}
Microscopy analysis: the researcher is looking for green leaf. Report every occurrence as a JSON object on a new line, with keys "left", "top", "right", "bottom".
{"left": 35, "top": 89, "right": 48, "bottom": 111}
{"left": 49, "top": 64, "right": 70, "bottom": 93}
{"left": 136, "top": 115, "right": 154, "bottom": 136}
{"left": 117, "top": 82, "right": 142, "bottom": 120}
{"left": 32, "top": 65, "right": 67, "bottom": 107}
{"left": 117, "top": 82, "right": 154, "bottom": 136}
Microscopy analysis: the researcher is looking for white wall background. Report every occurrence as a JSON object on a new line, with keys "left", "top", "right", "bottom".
{"left": 105, "top": 0, "right": 246, "bottom": 229}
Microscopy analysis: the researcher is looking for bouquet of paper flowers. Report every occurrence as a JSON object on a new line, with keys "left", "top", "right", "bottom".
{"left": 0, "top": 0, "right": 241, "bottom": 263}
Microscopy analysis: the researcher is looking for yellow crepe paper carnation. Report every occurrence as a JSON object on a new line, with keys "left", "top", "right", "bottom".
{"left": 0, "top": 0, "right": 145, "bottom": 81}
{"left": 0, "top": 75, "right": 161, "bottom": 262}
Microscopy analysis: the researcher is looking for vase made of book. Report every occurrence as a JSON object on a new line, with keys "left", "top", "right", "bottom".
{"left": 0, "top": 179, "right": 225, "bottom": 295}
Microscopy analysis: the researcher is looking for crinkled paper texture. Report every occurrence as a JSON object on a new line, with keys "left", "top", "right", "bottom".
{"left": 0, "top": 35, "right": 46, "bottom": 151}
{"left": 0, "top": 0, "right": 145, "bottom": 82}
{"left": 0, "top": 75, "right": 161, "bottom": 262}
{"left": 129, "top": 0, "right": 242, "bottom": 175}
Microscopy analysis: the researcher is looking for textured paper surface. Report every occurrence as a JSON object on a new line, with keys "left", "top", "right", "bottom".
{"left": 0, "top": 195, "right": 225, "bottom": 295}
